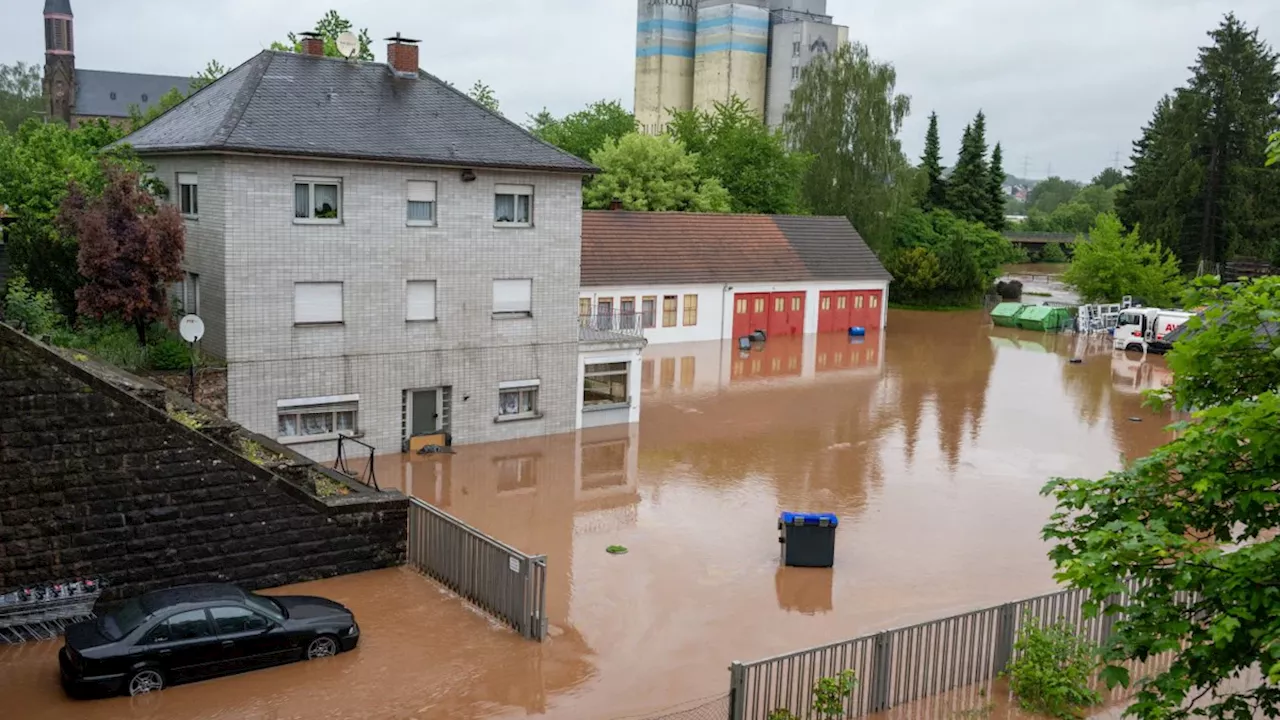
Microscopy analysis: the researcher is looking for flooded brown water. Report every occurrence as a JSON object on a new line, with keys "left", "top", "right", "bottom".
{"left": 0, "top": 310, "right": 1179, "bottom": 720}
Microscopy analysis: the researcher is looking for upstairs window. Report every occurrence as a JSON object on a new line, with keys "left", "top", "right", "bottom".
{"left": 407, "top": 180, "right": 436, "bottom": 225}
{"left": 493, "top": 279, "right": 532, "bottom": 317}
{"left": 406, "top": 280, "right": 437, "bottom": 321}
{"left": 295, "top": 178, "right": 341, "bottom": 222}
{"left": 494, "top": 184, "right": 533, "bottom": 225}
{"left": 294, "top": 282, "right": 343, "bottom": 325}
{"left": 683, "top": 294, "right": 698, "bottom": 326}
{"left": 177, "top": 173, "right": 198, "bottom": 217}
{"left": 792, "top": 41, "right": 801, "bottom": 56}
{"left": 791, "top": 66, "right": 800, "bottom": 81}
{"left": 663, "top": 296, "right": 678, "bottom": 327}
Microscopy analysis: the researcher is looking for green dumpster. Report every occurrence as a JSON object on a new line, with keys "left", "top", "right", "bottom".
{"left": 1015, "top": 305, "right": 1073, "bottom": 332}
{"left": 990, "top": 303, "right": 1027, "bottom": 328}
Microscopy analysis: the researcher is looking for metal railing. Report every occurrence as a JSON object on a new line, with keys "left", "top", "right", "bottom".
{"left": 334, "top": 435, "right": 379, "bottom": 490}
{"left": 406, "top": 497, "right": 548, "bottom": 640}
{"left": 728, "top": 579, "right": 1179, "bottom": 720}
{"left": 579, "top": 311, "right": 646, "bottom": 339}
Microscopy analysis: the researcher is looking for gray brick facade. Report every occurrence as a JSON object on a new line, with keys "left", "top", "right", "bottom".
{"left": 162, "top": 154, "right": 585, "bottom": 460}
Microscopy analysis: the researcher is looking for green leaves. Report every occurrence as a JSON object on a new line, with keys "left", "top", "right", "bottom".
{"left": 528, "top": 100, "right": 635, "bottom": 162}
{"left": 584, "top": 134, "right": 731, "bottom": 213}
{"left": 1003, "top": 615, "right": 1102, "bottom": 719}
{"left": 888, "top": 208, "right": 1019, "bottom": 307}
{"left": 1060, "top": 212, "right": 1182, "bottom": 306}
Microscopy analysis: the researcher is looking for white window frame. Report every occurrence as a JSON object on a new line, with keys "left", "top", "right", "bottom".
{"left": 405, "top": 280, "right": 437, "bottom": 322}
{"left": 294, "top": 282, "right": 344, "bottom": 325}
{"left": 182, "top": 271, "right": 200, "bottom": 316}
{"left": 406, "top": 180, "right": 437, "bottom": 227}
{"left": 494, "top": 183, "right": 533, "bottom": 227}
{"left": 276, "top": 395, "right": 359, "bottom": 444}
{"left": 497, "top": 379, "right": 540, "bottom": 422}
{"left": 294, "top": 177, "right": 343, "bottom": 224}
{"left": 492, "top": 278, "right": 532, "bottom": 318}
{"left": 177, "top": 172, "right": 198, "bottom": 218}
{"left": 583, "top": 361, "right": 630, "bottom": 409}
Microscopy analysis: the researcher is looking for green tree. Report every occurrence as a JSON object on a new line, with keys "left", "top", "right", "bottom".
{"left": 60, "top": 165, "right": 186, "bottom": 346}
{"left": 1268, "top": 130, "right": 1279, "bottom": 165}
{"left": 946, "top": 111, "right": 991, "bottom": 224}
{"left": 584, "top": 133, "right": 731, "bottom": 212}
{"left": 0, "top": 62, "right": 43, "bottom": 133}
{"left": 1040, "top": 241, "right": 1067, "bottom": 263}
{"left": 1118, "top": 14, "right": 1280, "bottom": 269}
{"left": 785, "top": 42, "right": 912, "bottom": 252}
{"left": 190, "top": 60, "right": 228, "bottom": 92}
{"left": 1061, "top": 212, "right": 1182, "bottom": 306}
{"left": 668, "top": 97, "right": 811, "bottom": 214}
{"left": 1043, "top": 275, "right": 1280, "bottom": 719}
{"left": 886, "top": 246, "right": 942, "bottom": 304}
{"left": 1091, "top": 167, "right": 1125, "bottom": 189}
{"left": 1027, "top": 176, "right": 1083, "bottom": 215}
{"left": 0, "top": 119, "right": 133, "bottom": 312}
{"left": 985, "top": 142, "right": 1008, "bottom": 231}
{"left": 127, "top": 87, "right": 187, "bottom": 130}
{"left": 271, "top": 10, "right": 374, "bottom": 60}
{"left": 467, "top": 81, "right": 500, "bottom": 114}
{"left": 920, "top": 111, "right": 947, "bottom": 210}
{"left": 527, "top": 100, "right": 635, "bottom": 163}
{"left": 891, "top": 208, "right": 1018, "bottom": 306}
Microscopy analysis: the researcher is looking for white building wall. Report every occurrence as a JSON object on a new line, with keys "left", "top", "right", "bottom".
{"left": 582, "top": 278, "right": 889, "bottom": 345}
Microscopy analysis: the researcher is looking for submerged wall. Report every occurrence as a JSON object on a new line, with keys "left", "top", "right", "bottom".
{"left": 0, "top": 323, "right": 407, "bottom": 599}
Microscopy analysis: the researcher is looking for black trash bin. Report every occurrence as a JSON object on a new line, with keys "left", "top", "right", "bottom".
{"left": 778, "top": 512, "right": 838, "bottom": 568}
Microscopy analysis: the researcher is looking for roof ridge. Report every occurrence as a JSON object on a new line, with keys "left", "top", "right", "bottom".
{"left": 211, "top": 51, "right": 274, "bottom": 148}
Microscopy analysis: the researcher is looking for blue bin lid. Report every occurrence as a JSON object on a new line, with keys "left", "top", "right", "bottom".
{"left": 780, "top": 512, "right": 839, "bottom": 527}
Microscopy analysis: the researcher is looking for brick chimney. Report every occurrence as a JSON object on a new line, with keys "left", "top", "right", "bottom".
{"left": 609, "top": 198, "right": 623, "bottom": 211}
{"left": 385, "top": 33, "right": 420, "bottom": 77}
{"left": 299, "top": 31, "right": 325, "bottom": 57}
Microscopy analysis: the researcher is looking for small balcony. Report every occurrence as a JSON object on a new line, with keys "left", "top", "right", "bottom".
{"left": 578, "top": 312, "right": 646, "bottom": 344}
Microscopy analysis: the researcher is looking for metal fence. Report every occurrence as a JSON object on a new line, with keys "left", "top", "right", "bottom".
{"left": 728, "top": 580, "right": 1182, "bottom": 720}
{"left": 579, "top": 311, "right": 647, "bottom": 339}
{"left": 405, "top": 497, "right": 548, "bottom": 640}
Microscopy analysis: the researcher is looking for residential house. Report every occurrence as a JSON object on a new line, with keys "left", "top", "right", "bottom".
{"left": 579, "top": 211, "right": 890, "bottom": 345}
{"left": 115, "top": 37, "right": 644, "bottom": 461}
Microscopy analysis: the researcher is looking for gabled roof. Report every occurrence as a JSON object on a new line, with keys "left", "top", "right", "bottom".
{"left": 581, "top": 211, "right": 891, "bottom": 287}
{"left": 115, "top": 51, "right": 596, "bottom": 174}
{"left": 75, "top": 69, "right": 192, "bottom": 118}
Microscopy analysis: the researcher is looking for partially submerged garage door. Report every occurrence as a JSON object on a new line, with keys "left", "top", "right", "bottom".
{"left": 818, "top": 290, "right": 883, "bottom": 332}
{"left": 733, "top": 292, "right": 806, "bottom": 338}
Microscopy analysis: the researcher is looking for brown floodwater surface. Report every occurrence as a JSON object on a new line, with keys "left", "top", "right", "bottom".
{"left": 0, "top": 310, "right": 1178, "bottom": 720}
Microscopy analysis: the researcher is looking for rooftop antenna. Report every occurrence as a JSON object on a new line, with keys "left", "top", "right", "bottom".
{"left": 336, "top": 31, "right": 360, "bottom": 59}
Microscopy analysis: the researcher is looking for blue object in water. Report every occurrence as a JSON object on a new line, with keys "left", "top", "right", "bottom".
{"left": 780, "top": 512, "right": 839, "bottom": 527}
{"left": 848, "top": 326, "right": 866, "bottom": 337}
{"left": 738, "top": 336, "right": 751, "bottom": 351}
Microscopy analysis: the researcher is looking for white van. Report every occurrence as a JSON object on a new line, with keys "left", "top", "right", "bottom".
{"left": 1113, "top": 308, "right": 1194, "bottom": 353}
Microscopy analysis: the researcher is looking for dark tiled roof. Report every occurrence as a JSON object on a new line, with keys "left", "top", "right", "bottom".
{"left": 581, "top": 211, "right": 890, "bottom": 287}
{"left": 115, "top": 51, "right": 596, "bottom": 173}
{"left": 75, "top": 69, "right": 192, "bottom": 118}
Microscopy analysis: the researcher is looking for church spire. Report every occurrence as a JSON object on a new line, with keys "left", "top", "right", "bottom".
{"left": 44, "top": 0, "right": 76, "bottom": 122}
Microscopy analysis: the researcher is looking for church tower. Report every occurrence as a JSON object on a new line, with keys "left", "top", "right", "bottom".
{"left": 43, "top": 0, "right": 76, "bottom": 123}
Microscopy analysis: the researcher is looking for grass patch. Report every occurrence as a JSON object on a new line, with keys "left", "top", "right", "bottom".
{"left": 237, "top": 437, "right": 286, "bottom": 467}
{"left": 312, "top": 472, "right": 352, "bottom": 498}
{"left": 168, "top": 407, "right": 204, "bottom": 430}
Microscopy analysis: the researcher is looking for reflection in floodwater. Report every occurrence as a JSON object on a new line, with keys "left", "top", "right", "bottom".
{"left": 0, "top": 310, "right": 1182, "bottom": 720}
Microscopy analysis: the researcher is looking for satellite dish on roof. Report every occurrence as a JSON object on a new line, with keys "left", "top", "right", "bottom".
{"left": 336, "top": 32, "right": 360, "bottom": 59}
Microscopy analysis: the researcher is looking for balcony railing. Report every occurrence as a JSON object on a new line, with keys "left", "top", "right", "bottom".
{"left": 578, "top": 312, "right": 646, "bottom": 340}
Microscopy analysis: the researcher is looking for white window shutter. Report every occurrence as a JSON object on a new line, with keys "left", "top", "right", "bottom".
{"left": 494, "top": 183, "right": 533, "bottom": 196}
{"left": 406, "top": 281, "right": 437, "bottom": 321}
{"left": 295, "top": 282, "right": 343, "bottom": 323}
{"left": 407, "top": 181, "right": 436, "bottom": 202}
{"left": 493, "top": 279, "right": 532, "bottom": 313}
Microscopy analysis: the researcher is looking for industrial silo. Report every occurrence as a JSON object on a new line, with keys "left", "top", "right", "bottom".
{"left": 634, "top": 0, "right": 697, "bottom": 134}
{"left": 692, "top": 0, "right": 769, "bottom": 117}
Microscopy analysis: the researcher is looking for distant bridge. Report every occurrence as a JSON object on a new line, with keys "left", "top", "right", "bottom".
{"left": 1004, "top": 232, "right": 1080, "bottom": 246}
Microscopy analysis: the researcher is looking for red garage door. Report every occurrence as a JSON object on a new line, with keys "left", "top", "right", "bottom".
{"left": 767, "top": 292, "right": 805, "bottom": 337}
{"left": 819, "top": 291, "right": 855, "bottom": 333}
{"left": 732, "top": 293, "right": 770, "bottom": 338}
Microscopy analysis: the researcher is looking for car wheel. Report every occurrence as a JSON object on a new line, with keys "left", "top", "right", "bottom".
{"left": 307, "top": 635, "right": 339, "bottom": 659}
{"left": 126, "top": 668, "right": 164, "bottom": 696}
{"left": 1126, "top": 343, "right": 1144, "bottom": 353}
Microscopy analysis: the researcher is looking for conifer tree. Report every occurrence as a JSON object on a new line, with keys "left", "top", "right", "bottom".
{"left": 921, "top": 112, "right": 947, "bottom": 210}
{"left": 946, "top": 112, "right": 990, "bottom": 224}
{"left": 985, "top": 142, "right": 1007, "bottom": 231}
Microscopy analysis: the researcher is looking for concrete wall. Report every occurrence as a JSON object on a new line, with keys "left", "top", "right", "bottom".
{"left": 149, "top": 155, "right": 228, "bottom": 358}
{"left": 210, "top": 155, "right": 584, "bottom": 460}
{"left": 581, "top": 278, "right": 890, "bottom": 345}
{"left": 694, "top": 1, "right": 770, "bottom": 116}
{"left": 0, "top": 324, "right": 406, "bottom": 600}
{"left": 635, "top": 0, "right": 697, "bottom": 134}
{"left": 765, "top": 18, "right": 844, "bottom": 128}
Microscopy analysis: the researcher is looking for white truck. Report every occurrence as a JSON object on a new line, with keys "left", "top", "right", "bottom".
{"left": 1113, "top": 308, "right": 1194, "bottom": 354}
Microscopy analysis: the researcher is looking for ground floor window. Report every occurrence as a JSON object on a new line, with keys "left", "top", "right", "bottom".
{"left": 583, "top": 362, "right": 629, "bottom": 407}
{"left": 498, "top": 381, "right": 539, "bottom": 419}
{"left": 277, "top": 396, "right": 358, "bottom": 439}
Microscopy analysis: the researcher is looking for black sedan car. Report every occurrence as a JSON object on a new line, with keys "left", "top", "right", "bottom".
{"left": 59, "top": 583, "right": 359, "bottom": 697}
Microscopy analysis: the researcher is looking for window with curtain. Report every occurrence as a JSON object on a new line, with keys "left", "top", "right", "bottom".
{"left": 492, "top": 279, "right": 532, "bottom": 316}
{"left": 663, "top": 296, "right": 677, "bottom": 327}
{"left": 294, "top": 178, "right": 342, "bottom": 221}
{"left": 498, "top": 380, "right": 539, "bottom": 419}
{"left": 494, "top": 184, "right": 533, "bottom": 224}
{"left": 277, "top": 396, "right": 359, "bottom": 440}
{"left": 407, "top": 180, "right": 436, "bottom": 225}
{"left": 405, "top": 281, "right": 437, "bottom": 321}
{"left": 294, "top": 282, "right": 343, "bottom": 324}
{"left": 642, "top": 297, "right": 657, "bottom": 329}
{"left": 682, "top": 294, "right": 698, "bottom": 326}
{"left": 177, "top": 173, "right": 198, "bottom": 216}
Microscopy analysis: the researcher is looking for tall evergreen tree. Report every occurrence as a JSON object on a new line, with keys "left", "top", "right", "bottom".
{"left": 921, "top": 112, "right": 947, "bottom": 210}
{"left": 946, "top": 111, "right": 990, "bottom": 224}
{"left": 985, "top": 143, "right": 1007, "bottom": 231}
{"left": 1118, "top": 14, "right": 1280, "bottom": 269}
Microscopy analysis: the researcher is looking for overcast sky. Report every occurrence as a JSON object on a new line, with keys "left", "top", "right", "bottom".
{"left": 2, "top": 1, "right": 1277, "bottom": 182}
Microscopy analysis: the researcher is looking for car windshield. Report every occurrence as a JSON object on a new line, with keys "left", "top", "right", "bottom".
{"left": 244, "top": 593, "right": 286, "bottom": 622}
{"left": 98, "top": 598, "right": 149, "bottom": 641}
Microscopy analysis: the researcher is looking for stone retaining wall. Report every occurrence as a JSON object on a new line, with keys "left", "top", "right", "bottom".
{"left": 0, "top": 323, "right": 407, "bottom": 599}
